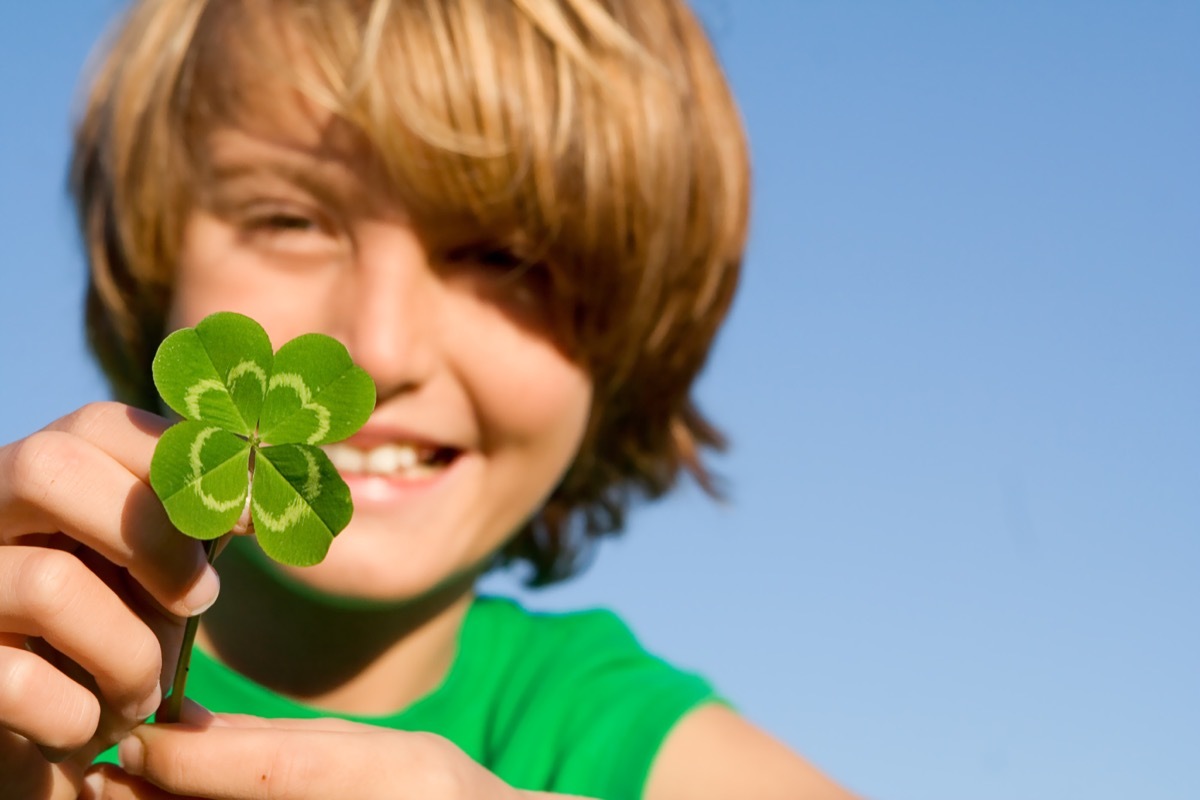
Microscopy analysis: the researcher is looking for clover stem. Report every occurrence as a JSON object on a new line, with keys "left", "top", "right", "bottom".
{"left": 159, "top": 537, "right": 222, "bottom": 724}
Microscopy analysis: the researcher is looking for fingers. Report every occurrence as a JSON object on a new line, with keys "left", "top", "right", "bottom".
{"left": 203, "top": 710, "right": 370, "bottom": 734}
{"left": 0, "top": 548, "right": 164, "bottom": 727}
{"left": 155, "top": 698, "right": 371, "bottom": 734}
{"left": 116, "top": 722, "right": 456, "bottom": 800}
{"left": 0, "top": 403, "right": 218, "bottom": 618}
{"left": 0, "top": 640, "right": 100, "bottom": 752}
{"left": 41, "top": 403, "right": 169, "bottom": 480}
{"left": 0, "top": 728, "right": 89, "bottom": 800}
{"left": 129, "top": 725, "right": 370, "bottom": 800}
{"left": 167, "top": 697, "right": 364, "bottom": 734}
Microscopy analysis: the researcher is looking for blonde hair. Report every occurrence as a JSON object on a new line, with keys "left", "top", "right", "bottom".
{"left": 72, "top": 0, "right": 751, "bottom": 585}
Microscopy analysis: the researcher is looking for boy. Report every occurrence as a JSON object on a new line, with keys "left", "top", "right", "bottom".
{"left": 0, "top": 1, "right": 855, "bottom": 797}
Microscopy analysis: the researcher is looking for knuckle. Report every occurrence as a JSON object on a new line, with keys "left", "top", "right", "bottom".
{"left": 6, "top": 432, "right": 72, "bottom": 504}
{"left": 0, "top": 649, "right": 43, "bottom": 700}
{"left": 15, "top": 549, "right": 83, "bottom": 621}
{"left": 0, "top": 651, "right": 96, "bottom": 751}
{"left": 59, "top": 401, "right": 123, "bottom": 439}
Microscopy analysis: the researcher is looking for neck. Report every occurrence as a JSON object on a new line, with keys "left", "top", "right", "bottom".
{"left": 196, "top": 541, "right": 476, "bottom": 716}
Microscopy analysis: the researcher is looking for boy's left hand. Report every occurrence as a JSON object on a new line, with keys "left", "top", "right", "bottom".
{"left": 79, "top": 709, "right": 532, "bottom": 800}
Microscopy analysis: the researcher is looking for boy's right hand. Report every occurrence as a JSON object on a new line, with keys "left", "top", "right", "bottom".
{"left": 0, "top": 402, "right": 220, "bottom": 800}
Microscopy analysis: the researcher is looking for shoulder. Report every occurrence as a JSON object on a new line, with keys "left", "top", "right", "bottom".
{"left": 469, "top": 598, "right": 859, "bottom": 800}
{"left": 467, "top": 596, "right": 720, "bottom": 797}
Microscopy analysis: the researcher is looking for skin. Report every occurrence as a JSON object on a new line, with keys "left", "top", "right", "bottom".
{"left": 0, "top": 402, "right": 210, "bottom": 799}
{"left": 0, "top": 106, "right": 858, "bottom": 799}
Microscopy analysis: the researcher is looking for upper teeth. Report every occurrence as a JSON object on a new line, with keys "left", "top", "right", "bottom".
{"left": 322, "top": 443, "right": 435, "bottom": 475}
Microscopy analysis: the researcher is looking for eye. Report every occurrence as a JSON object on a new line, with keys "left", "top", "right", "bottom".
{"left": 444, "top": 243, "right": 558, "bottom": 323}
{"left": 440, "top": 242, "right": 531, "bottom": 277}
{"left": 234, "top": 204, "right": 344, "bottom": 259}
{"left": 250, "top": 212, "right": 318, "bottom": 232}
{"left": 241, "top": 207, "right": 323, "bottom": 237}
{"left": 473, "top": 248, "right": 525, "bottom": 271}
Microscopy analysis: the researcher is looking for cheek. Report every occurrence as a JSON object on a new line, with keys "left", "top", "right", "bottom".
{"left": 494, "top": 353, "right": 592, "bottom": 453}
{"left": 456, "top": 315, "right": 592, "bottom": 458}
{"left": 446, "top": 293, "right": 595, "bottom": 455}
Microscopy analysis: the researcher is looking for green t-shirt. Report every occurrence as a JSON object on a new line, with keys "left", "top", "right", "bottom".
{"left": 102, "top": 596, "right": 718, "bottom": 799}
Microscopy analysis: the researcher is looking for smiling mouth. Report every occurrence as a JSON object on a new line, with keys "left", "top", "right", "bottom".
{"left": 320, "top": 442, "right": 460, "bottom": 480}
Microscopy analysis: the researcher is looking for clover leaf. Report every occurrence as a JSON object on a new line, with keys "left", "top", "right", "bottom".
{"left": 147, "top": 312, "right": 375, "bottom": 724}
{"left": 150, "top": 312, "right": 375, "bottom": 567}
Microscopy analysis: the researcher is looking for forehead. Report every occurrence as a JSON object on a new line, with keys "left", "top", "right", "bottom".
{"left": 188, "top": 2, "right": 348, "bottom": 143}
{"left": 186, "top": 8, "right": 490, "bottom": 234}
{"left": 187, "top": 2, "right": 390, "bottom": 165}
{"left": 201, "top": 92, "right": 356, "bottom": 165}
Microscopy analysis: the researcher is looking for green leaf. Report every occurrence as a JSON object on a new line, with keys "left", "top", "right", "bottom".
{"left": 149, "top": 312, "right": 373, "bottom": 564}
{"left": 149, "top": 314, "right": 375, "bottom": 723}
{"left": 250, "top": 444, "right": 352, "bottom": 566}
{"left": 257, "top": 334, "right": 375, "bottom": 446}
{"left": 150, "top": 421, "right": 251, "bottom": 539}
{"left": 152, "top": 312, "right": 274, "bottom": 436}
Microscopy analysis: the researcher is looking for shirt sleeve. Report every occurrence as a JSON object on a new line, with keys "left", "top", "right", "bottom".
{"left": 538, "top": 610, "right": 725, "bottom": 800}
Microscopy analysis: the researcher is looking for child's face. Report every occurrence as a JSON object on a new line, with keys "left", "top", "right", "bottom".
{"left": 166, "top": 115, "right": 593, "bottom": 602}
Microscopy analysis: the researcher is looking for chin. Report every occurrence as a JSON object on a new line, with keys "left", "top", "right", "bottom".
{"left": 257, "top": 522, "right": 485, "bottom": 607}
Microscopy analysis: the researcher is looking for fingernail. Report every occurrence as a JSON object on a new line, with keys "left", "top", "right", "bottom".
{"left": 118, "top": 734, "right": 144, "bottom": 775}
{"left": 81, "top": 771, "right": 105, "bottom": 799}
{"left": 182, "top": 564, "right": 220, "bottom": 615}
{"left": 132, "top": 683, "right": 162, "bottom": 720}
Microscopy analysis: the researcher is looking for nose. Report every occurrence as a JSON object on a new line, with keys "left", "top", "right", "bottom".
{"left": 331, "top": 224, "right": 439, "bottom": 401}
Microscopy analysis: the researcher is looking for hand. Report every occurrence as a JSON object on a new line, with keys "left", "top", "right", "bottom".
{"left": 0, "top": 402, "right": 220, "bottom": 800}
{"left": 80, "top": 704, "right": 527, "bottom": 800}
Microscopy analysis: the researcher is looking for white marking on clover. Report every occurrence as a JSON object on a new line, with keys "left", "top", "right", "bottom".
{"left": 299, "top": 447, "right": 322, "bottom": 501}
{"left": 268, "top": 372, "right": 331, "bottom": 444}
{"left": 252, "top": 448, "right": 322, "bottom": 534}
{"left": 227, "top": 360, "right": 267, "bottom": 393}
{"left": 184, "top": 379, "right": 226, "bottom": 420}
{"left": 252, "top": 498, "right": 308, "bottom": 533}
{"left": 188, "top": 426, "right": 246, "bottom": 512}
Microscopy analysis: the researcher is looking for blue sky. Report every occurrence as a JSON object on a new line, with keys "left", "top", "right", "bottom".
{"left": 1, "top": 2, "right": 1197, "bottom": 798}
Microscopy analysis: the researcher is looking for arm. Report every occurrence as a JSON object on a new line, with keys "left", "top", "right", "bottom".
{"left": 645, "top": 704, "right": 859, "bottom": 800}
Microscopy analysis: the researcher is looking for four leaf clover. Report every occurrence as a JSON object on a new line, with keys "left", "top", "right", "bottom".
{"left": 149, "top": 312, "right": 375, "bottom": 566}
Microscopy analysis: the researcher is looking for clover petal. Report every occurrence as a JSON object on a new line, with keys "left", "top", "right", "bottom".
{"left": 152, "top": 312, "right": 274, "bottom": 436}
{"left": 250, "top": 444, "right": 352, "bottom": 566}
{"left": 150, "top": 421, "right": 252, "bottom": 539}
{"left": 257, "top": 334, "right": 375, "bottom": 446}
